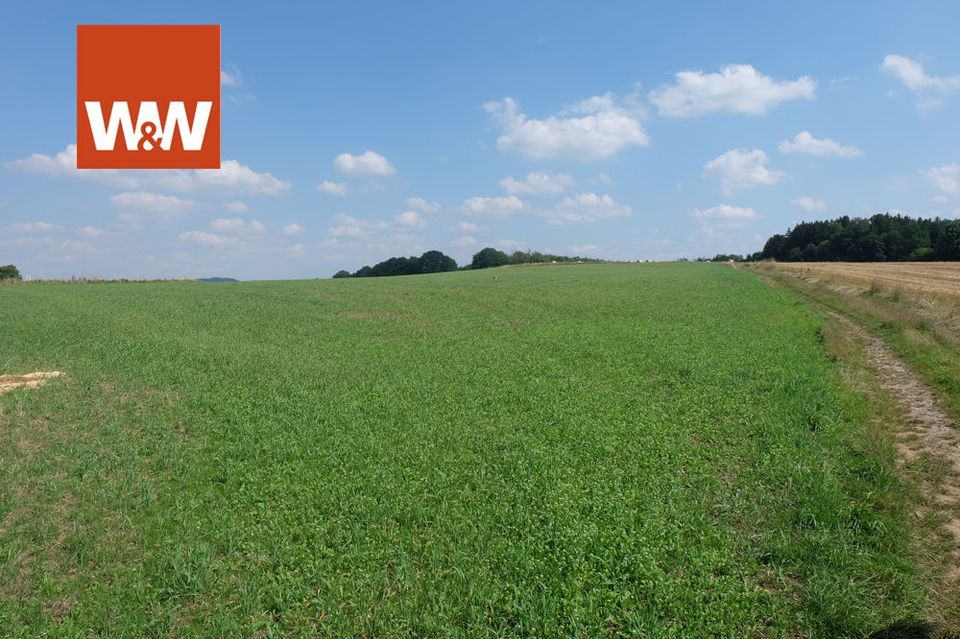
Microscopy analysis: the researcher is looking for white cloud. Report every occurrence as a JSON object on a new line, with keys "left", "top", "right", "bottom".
{"left": 210, "top": 218, "right": 266, "bottom": 235}
{"left": 289, "top": 243, "right": 305, "bottom": 258}
{"left": 327, "top": 214, "right": 389, "bottom": 238}
{"left": 220, "top": 70, "right": 241, "bottom": 87}
{"left": 178, "top": 231, "right": 240, "bottom": 247}
{"left": 193, "top": 161, "right": 290, "bottom": 195}
{"left": 78, "top": 226, "right": 105, "bottom": 238}
{"left": 704, "top": 149, "right": 783, "bottom": 193}
{"left": 457, "top": 221, "right": 481, "bottom": 232}
{"left": 500, "top": 171, "right": 573, "bottom": 195}
{"left": 5, "top": 145, "right": 291, "bottom": 195}
{"left": 225, "top": 201, "right": 249, "bottom": 213}
{"left": 927, "top": 164, "right": 960, "bottom": 195}
{"left": 691, "top": 204, "right": 759, "bottom": 234}
{"left": 792, "top": 196, "right": 827, "bottom": 212}
{"left": 6, "top": 222, "right": 62, "bottom": 233}
{"left": 406, "top": 197, "right": 440, "bottom": 213}
{"left": 691, "top": 204, "right": 758, "bottom": 221}
{"left": 462, "top": 194, "right": 526, "bottom": 216}
{"left": 778, "top": 131, "right": 862, "bottom": 158}
{"left": 649, "top": 64, "right": 816, "bottom": 117}
{"left": 450, "top": 236, "right": 477, "bottom": 248}
{"left": 109, "top": 192, "right": 195, "bottom": 218}
{"left": 317, "top": 180, "right": 347, "bottom": 196}
{"left": 333, "top": 151, "right": 395, "bottom": 176}
{"left": 394, "top": 210, "right": 428, "bottom": 227}
{"left": 484, "top": 93, "right": 649, "bottom": 161}
{"left": 550, "top": 192, "right": 632, "bottom": 224}
{"left": 282, "top": 223, "right": 304, "bottom": 236}
{"left": 882, "top": 54, "right": 960, "bottom": 94}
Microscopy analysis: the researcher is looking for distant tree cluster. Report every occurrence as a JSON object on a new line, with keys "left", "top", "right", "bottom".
{"left": 333, "top": 247, "right": 604, "bottom": 278}
{"left": 706, "top": 254, "right": 745, "bottom": 263}
{"left": 753, "top": 214, "right": 960, "bottom": 262}
{"left": 469, "top": 247, "right": 602, "bottom": 269}
{"left": 333, "top": 250, "right": 459, "bottom": 278}
{"left": 0, "top": 264, "right": 21, "bottom": 280}
{"left": 499, "top": 249, "right": 602, "bottom": 267}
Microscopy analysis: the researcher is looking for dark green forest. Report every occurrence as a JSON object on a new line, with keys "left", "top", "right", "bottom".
{"left": 333, "top": 248, "right": 601, "bottom": 278}
{"left": 729, "top": 213, "right": 960, "bottom": 262}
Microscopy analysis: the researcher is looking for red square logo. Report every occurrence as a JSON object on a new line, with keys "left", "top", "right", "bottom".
{"left": 77, "top": 25, "right": 220, "bottom": 169}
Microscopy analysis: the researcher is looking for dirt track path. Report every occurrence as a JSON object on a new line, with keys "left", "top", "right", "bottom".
{"left": 834, "top": 311, "right": 960, "bottom": 579}
{"left": 746, "top": 264, "right": 960, "bottom": 618}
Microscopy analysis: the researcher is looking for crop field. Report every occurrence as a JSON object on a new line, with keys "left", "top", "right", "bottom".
{"left": 0, "top": 264, "right": 930, "bottom": 636}
{"left": 768, "top": 261, "right": 960, "bottom": 300}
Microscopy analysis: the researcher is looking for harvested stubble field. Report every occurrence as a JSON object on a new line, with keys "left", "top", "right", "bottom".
{"left": 0, "top": 264, "right": 938, "bottom": 636}
{"left": 770, "top": 262, "right": 960, "bottom": 300}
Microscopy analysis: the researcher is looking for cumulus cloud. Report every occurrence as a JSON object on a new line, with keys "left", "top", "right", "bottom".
{"left": 549, "top": 193, "right": 631, "bottom": 224}
{"left": 450, "top": 236, "right": 477, "bottom": 248}
{"left": 193, "top": 161, "right": 290, "bottom": 195}
{"left": 6, "top": 222, "right": 62, "bottom": 233}
{"left": 177, "top": 218, "right": 275, "bottom": 252}
{"left": 5, "top": 145, "right": 290, "bottom": 195}
{"left": 691, "top": 204, "right": 758, "bottom": 221}
{"left": 282, "top": 223, "right": 304, "bottom": 236}
{"left": 327, "top": 214, "right": 389, "bottom": 238}
{"left": 317, "top": 180, "right": 347, "bottom": 196}
{"left": 882, "top": 54, "right": 960, "bottom": 94}
{"left": 178, "top": 230, "right": 240, "bottom": 247}
{"left": 210, "top": 218, "right": 266, "bottom": 235}
{"left": 225, "top": 201, "right": 249, "bottom": 213}
{"left": 406, "top": 197, "right": 440, "bottom": 213}
{"left": 792, "top": 196, "right": 827, "bottom": 212}
{"left": 394, "top": 210, "right": 428, "bottom": 227}
{"left": 333, "top": 151, "right": 395, "bottom": 176}
{"left": 691, "top": 204, "right": 759, "bottom": 234}
{"left": 704, "top": 149, "right": 783, "bottom": 194}
{"left": 78, "top": 226, "right": 105, "bottom": 238}
{"left": 462, "top": 195, "right": 526, "bottom": 216}
{"left": 778, "top": 131, "right": 862, "bottom": 158}
{"left": 220, "top": 70, "right": 241, "bottom": 87}
{"left": 484, "top": 93, "right": 649, "bottom": 160}
{"left": 457, "top": 221, "right": 481, "bottom": 232}
{"left": 882, "top": 55, "right": 960, "bottom": 110}
{"left": 110, "top": 192, "right": 195, "bottom": 219}
{"left": 500, "top": 171, "right": 573, "bottom": 195}
{"left": 288, "top": 243, "right": 305, "bottom": 258}
{"left": 649, "top": 64, "right": 816, "bottom": 117}
{"left": 927, "top": 164, "right": 960, "bottom": 195}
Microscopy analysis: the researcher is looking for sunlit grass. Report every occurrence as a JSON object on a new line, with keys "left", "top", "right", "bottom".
{"left": 0, "top": 264, "right": 926, "bottom": 636}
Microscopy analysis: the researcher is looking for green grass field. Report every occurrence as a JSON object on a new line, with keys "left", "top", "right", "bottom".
{"left": 0, "top": 264, "right": 928, "bottom": 636}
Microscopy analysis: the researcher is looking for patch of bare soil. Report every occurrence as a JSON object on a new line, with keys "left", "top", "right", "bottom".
{"left": 0, "top": 371, "right": 64, "bottom": 394}
{"left": 828, "top": 311, "right": 960, "bottom": 588}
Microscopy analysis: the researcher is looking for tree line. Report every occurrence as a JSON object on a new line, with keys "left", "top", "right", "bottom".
{"left": 712, "top": 213, "right": 960, "bottom": 263}
{"left": 0, "top": 265, "right": 21, "bottom": 280}
{"left": 333, "top": 247, "right": 602, "bottom": 278}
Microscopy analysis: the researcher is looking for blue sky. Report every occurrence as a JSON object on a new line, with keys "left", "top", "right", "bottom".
{"left": 2, "top": 1, "right": 960, "bottom": 279}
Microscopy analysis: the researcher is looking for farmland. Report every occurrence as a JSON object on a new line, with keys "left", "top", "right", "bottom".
{"left": 766, "top": 261, "right": 960, "bottom": 300}
{"left": 0, "top": 264, "right": 937, "bottom": 636}
{"left": 751, "top": 261, "right": 960, "bottom": 419}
